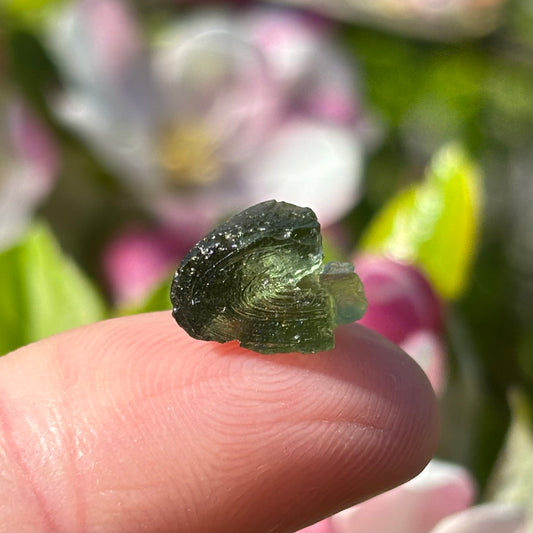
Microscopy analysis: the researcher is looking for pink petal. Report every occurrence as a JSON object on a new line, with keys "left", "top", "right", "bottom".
{"left": 1, "top": 100, "right": 59, "bottom": 249}
{"left": 102, "top": 226, "right": 193, "bottom": 305}
{"left": 331, "top": 459, "right": 476, "bottom": 533}
{"left": 243, "top": 7, "right": 331, "bottom": 90}
{"left": 244, "top": 8, "right": 361, "bottom": 126}
{"left": 81, "top": 0, "right": 143, "bottom": 83}
{"left": 353, "top": 255, "right": 443, "bottom": 344}
{"left": 304, "top": 87, "right": 359, "bottom": 125}
{"left": 400, "top": 330, "right": 447, "bottom": 395}
{"left": 153, "top": 12, "right": 282, "bottom": 159}
{"left": 430, "top": 503, "right": 527, "bottom": 533}
{"left": 295, "top": 45, "right": 361, "bottom": 126}
{"left": 9, "top": 101, "right": 59, "bottom": 183}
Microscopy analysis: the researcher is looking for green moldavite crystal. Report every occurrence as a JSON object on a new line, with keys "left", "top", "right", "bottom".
{"left": 170, "top": 200, "right": 367, "bottom": 354}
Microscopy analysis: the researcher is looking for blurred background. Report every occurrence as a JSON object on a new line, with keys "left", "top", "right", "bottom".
{"left": 1, "top": 0, "right": 532, "bottom": 531}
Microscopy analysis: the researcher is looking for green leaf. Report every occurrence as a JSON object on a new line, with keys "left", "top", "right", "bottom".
{"left": 485, "top": 389, "right": 533, "bottom": 530}
{"left": 0, "top": 224, "right": 106, "bottom": 356}
{"left": 2, "top": 0, "right": 68, "bottom": 27}
{"left": 360, "top": 143, "right": 482, "bottom": 299}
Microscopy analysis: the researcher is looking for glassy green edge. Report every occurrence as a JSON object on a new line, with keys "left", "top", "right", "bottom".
{"left": 0, "top": 223, "right": 106, "bottom": 356}
{"left": 360, "top": 143, "right": 483, "bottom": 299}
{"left": 120, "top": 235, "right": 348, "bottom": 319}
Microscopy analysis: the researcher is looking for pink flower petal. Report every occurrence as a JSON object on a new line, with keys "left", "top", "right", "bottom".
{"left": 9, "top": 101, "right": 59, "bottom": 183}
{"left": 152, "top": 12, "right": 282, "bottom": 159}
{"left": 353, "top": 255, "right": 443, "bottom": 344}
{"left": 102, "top": 226, "right": 193, "bottom": 305}
{"left": 244, "top": 8, "right": 361, "bottom": 126}
{"left": 1, "top": 100, "right": 59, "bottom": 249}
{"left": 243, "top": 8, "right": 331, "bottom": 91}
{"left": 430, "top": 503, "right": 527, "bottom": 533}
{"left": 84, "top": 0, "right": 143, "bottom": 80}
{"left": 304, "top": 87, "right": 359, "bottom": 125}
{"left": 331, "top": 460, "right": 476, "bottom": 533}
{"left": 400, "top": 330, "right": 447, "bottom": 395}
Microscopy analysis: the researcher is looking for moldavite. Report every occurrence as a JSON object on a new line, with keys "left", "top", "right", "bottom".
{"left": 170, "top": 200, "right": 367, "bottom": 354}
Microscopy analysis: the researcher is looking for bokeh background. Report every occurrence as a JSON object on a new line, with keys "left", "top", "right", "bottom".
{"left": 1, "top": 0, "right": 532, "bottom": 531}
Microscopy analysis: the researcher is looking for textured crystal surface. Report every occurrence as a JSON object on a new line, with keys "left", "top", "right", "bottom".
{"left": 170, "top": 200, "right": 367, "bottom": 354}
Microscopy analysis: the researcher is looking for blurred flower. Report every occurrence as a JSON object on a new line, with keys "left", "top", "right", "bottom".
{"left": 297, "top": 459, "right": 475, "bottom": 533}
{"left": 297, "top": 459, "right": 527, "bottom": 533}
{"left": 332, "top": 459, "right": 475, "bottom": 533}
{"left": 400, "top": 329, "right": 446, "bottom": 395}
{"left": 47, "top": 0, "right": 368, "bottom": 239}
{"left": 271, "top": 0, "right": 510, "bottom": 40}
{"left": 430, "top": 503, "right": 527, "bottom": 533}
{"left": 102, "top": 225, "right": 193, "bottom": 306}
{"left": 0, "top": 97, "right": 59, "bottom": 250}
{"left": 354, "top": 255, "right": 443, "bottom": 344}
{"left": 353, "top": 254, "right": 446, "bottom": 393}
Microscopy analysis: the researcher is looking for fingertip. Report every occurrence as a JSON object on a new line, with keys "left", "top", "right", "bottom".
{"left": 0, "top": 313, "right": 439, "bottom": 533}
{"left": 335, "top": 323, "right": 440, "bottom": 479}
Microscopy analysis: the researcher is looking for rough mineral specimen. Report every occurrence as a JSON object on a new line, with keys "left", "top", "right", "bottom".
{"left": 170, "top": 200, "right": 367, "bottom": 354}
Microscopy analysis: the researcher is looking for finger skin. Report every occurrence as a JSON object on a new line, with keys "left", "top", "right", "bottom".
{"left": 0, "top": 312, "right": 439, "bottom": 532}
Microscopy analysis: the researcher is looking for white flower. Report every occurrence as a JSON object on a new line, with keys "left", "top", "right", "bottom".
{"left": 47, "top": 0, "right": 368, "bottom": 236}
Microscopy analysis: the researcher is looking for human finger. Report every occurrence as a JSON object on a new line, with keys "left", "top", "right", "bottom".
{"left": 0, "top": 312, "right": 439, "bottom": 532}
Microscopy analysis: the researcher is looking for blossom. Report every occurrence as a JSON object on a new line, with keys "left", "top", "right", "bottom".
{"left": 0, "top": 97, "right": 58, "bottom": 250}
{"left": 354, "top": 255, "right": 443, "bottom": 343}
{"left": 47, "top": 0, "right": 368, "bottom": 239}
{"left": 328, "top": 459, "right": 475, "bottom": 533}
{"left": 354, "top": 254, "right": 446, "bottom": 393}
{"left": 101, "top": 225, "right": 195, "bottom": 306}
{"left": 430, "top": 503, "right": 527, "bottom": 533}
{"left": 296, "top": 459, "right": 526, "bottom": 533}
{"left": 399, "top": 329, "right": 446, "bottom": 395}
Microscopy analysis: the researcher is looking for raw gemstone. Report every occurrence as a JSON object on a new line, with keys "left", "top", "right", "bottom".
{"left": 170, "top": 200, "right": 367, "bottom": 353}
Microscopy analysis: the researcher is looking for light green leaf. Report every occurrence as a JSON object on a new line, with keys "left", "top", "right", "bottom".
{"left": 2, "top": 0, "right": 68, "bottom": 26}
{"left": 360, "top": 143, "right": 482, "bottom": 299}
{"left": 485, "top": 389, "right": 533, "bottom": 530}
{"left": 0, "top": 224, "right": 106, "bottom": 356}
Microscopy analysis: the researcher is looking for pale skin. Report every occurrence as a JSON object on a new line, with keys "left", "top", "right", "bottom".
{"left": 0, "top": 312, "right": 439, "bottom": 532}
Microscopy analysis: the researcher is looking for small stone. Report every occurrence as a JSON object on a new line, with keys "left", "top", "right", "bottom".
{"left": 170, "top": 200, "right": 367, "bottom": 354}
